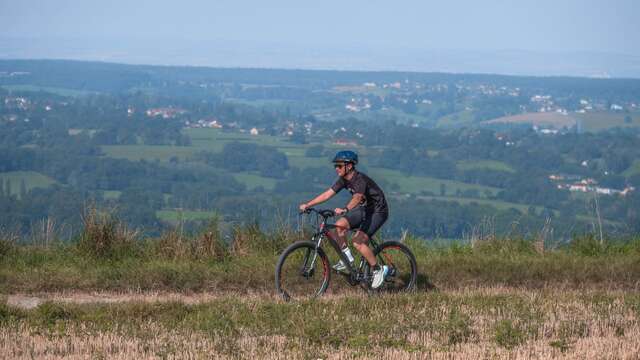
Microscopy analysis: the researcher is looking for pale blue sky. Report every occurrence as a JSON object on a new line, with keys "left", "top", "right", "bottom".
{"left": 1, "top": 0, "right": 639, "bottom": 76}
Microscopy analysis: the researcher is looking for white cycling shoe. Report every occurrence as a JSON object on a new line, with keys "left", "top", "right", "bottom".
{"left": 371, "top": 265, "right": 389, "bottom": 289}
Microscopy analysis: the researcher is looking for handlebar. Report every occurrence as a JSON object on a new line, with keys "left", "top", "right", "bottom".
{"left": 300, "top": 208, "right": 335, "bottom": 219}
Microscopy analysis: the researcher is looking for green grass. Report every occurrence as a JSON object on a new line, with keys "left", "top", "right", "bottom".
{"left": 457, "top": 160, "right": 516, "bottom": 173}
{"left": 0, "top": 171, "right": 58, "bottom": 196}
{"left": 3, "top": 226, "right": 639, "bottom": 294}
{"left": 1, "top": 84, "right": 97, "bottom": 97}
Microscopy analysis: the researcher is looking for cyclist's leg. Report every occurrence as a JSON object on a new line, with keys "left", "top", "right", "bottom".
{"left": 331, "top": 217, "right": 350, "bottom": 249}
{"left": 352, "top": 212, "right": 388, "bottom": 266}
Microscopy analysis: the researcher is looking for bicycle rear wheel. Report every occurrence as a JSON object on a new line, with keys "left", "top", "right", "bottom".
{"left": 275, "top": 241, "right": 331, "bottom": 301}
{"left": 371, "top": 241, "right": 417, "bottom": 292}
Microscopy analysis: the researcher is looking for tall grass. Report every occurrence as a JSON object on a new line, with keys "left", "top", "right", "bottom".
{"left": 76, "top": 205, "right": 139, "bottom": 259}
{"left": 1, "top": 204, "right": 640, "bottom": 293}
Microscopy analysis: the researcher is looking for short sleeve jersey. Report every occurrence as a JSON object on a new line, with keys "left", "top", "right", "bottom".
{"left": 331, "top": 171, "right": 388, "bottom": 213}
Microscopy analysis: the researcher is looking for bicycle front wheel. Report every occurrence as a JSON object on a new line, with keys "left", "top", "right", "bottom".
{"left": 372, "top": 241, "right": 417, "bottom": 293}
{"left": 275, "top": 241, "right": 331, "bottom": 301}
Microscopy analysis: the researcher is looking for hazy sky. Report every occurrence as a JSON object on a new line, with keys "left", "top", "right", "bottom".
{"left": 1, "top": 0, "right": 639, "bottom": 75}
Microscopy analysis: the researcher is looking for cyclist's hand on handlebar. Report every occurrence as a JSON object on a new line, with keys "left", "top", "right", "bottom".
{"left": 299, "top": 203, "right": 310, "bottom": 213}
{"left": 334, "top": 207, "right": 347, "bottom": 215}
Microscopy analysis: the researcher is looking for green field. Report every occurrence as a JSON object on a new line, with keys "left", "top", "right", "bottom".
{"left": 232, "top": 173, "right": 278, "bottom": 191}
{"left": 185, "top": 128, "right": 295, "bottom": 151}
{"left": 576, "top": 112, "right": 640, "bottom": 132}
{"left": 457, "top": 160, "right": 516, "bottom": 173}
{"left": 0, "top": 171, "right": 58, "bottom": 196}
{"left": 367, "top": 168, "right": 499, "bottom": 197}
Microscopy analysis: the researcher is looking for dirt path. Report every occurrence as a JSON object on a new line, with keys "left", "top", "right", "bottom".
{"left": 5, "top": 291, "right": 279, "bottom": 309}
{"left": 6, "top": 286, "right": 635, "bottom": 309}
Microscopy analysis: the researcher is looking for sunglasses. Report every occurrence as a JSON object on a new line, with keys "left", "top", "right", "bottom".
{"left": 334, "top": 164, "right": 346, "bottom": 169}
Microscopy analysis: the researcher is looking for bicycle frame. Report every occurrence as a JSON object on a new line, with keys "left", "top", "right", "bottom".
{"left": 303, "top": 208, "right": 379, "bottom": 286}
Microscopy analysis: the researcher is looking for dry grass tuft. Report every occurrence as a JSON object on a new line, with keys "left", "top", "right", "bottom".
{"left": 77, "top": 204, "right": 139, "bottom": 258}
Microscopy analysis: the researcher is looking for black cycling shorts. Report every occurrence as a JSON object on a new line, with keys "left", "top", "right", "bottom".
{"left": 343, "top": 206, "right": 388, "bottom": 238}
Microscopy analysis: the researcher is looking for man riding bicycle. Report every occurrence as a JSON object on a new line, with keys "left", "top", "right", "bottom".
{"left": 299, "top": 150, "right": 390, "bottom": 289}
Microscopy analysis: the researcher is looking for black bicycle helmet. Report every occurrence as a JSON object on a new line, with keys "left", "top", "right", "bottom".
{"left": 332, "top": 150, "right": 358, "bottom": 164}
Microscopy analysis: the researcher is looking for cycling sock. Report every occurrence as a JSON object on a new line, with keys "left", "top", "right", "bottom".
{"left": 342, "top": 247, "right": 355, "bottom": 263}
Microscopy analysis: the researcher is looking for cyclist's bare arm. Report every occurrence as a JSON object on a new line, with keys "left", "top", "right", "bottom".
{"left": 345, "top": 193, "right": 364, "bottom": 211}
{"left": 300, "top": 188, "right": 336, "bottom": 211}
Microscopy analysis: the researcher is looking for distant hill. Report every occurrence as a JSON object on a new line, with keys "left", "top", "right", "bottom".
{"left": 2, "top": 59, "right": 640, "bottom": 96}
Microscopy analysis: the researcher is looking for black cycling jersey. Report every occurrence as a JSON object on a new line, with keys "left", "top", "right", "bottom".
{"left": 331, "top": 171, "right": 388, "bottom": 213}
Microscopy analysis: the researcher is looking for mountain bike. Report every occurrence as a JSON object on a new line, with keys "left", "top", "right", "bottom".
{"left": 275, "top": 208, "right": 417, "bottom": 301}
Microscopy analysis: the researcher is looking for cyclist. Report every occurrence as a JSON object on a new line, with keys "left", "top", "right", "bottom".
{"left": 299, "top": 150, "right": 390, "bottom": 289}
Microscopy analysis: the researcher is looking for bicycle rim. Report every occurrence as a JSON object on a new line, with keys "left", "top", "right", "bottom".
{"left": 276, "top": 242, "right": 330, "bottom": 301}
